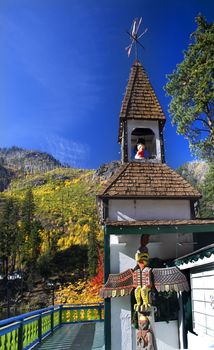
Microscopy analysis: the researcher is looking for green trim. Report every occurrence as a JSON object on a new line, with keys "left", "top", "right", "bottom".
{"left": 104, "top": 231, "right": 110, "bottom": 281}
{"left": 105, "top": 223, "right": 214, "bottom": 235}
{"left": 175, "top": 247, "right": 214, "bottom": 266}
{"left": 104, "top": 228, "right": 111, "bottom": 350}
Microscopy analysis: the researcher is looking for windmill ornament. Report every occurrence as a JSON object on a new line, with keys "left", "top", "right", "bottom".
{"left": 126, "top": 17, "right": 148, "bottom": 58}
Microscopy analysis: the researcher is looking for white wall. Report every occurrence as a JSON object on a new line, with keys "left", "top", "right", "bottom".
{"left": 110, "top": 234, "right": 194, "bottom": 271}
{"left": 108, "top": 199, "right": 191, "bottom": 221}
{"left": 188, "top": 331, "right": 214, "bottom": 349}
{"left": 127, "top": 119, "right": 161, "bottom": 162}
{"left": 191, "top": 269, "right": 214, "bottom": 338}
{"left": 110, "top": 236, "right": 138, "bottom": 350}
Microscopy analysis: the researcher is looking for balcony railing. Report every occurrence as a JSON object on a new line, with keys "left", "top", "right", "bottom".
{"left": 0, "top": 303, "right": 104, "bottom": 350}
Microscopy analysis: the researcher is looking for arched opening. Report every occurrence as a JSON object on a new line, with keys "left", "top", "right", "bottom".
{"left": 131, "top": 128, "right": 157, "bottom": 160}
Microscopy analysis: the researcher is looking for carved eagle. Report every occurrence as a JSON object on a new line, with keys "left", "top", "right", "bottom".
{"left": 100, "top": 266, "right": 189, "bottom": 299}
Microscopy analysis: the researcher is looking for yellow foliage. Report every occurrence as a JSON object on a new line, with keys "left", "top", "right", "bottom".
{"left": 82, "top": 224, "right": 90, "bottom": 235}
{"left": 72, "top": 178, "right": 80, "bottom": 185}
{"left": 55, "top": 279, "right": 103, "bottom": 305}
{"left": 64, "top": 180, "right": 72, "bottom": 187}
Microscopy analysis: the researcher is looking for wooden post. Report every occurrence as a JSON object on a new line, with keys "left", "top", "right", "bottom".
{"left": 18, "top": 321, "right": 23, "bottom": 350}
{"left": 104, "top": 226, "right": 111, "bottom": 350}
{"left": 98, "top": 303, "right": 102, "bottom": 321}
{"left": 59, "top": 305, "right": 63, "bottom": 326}
{"left": 38, "top": 314, "right": 42, "bottom": 343}
{"left": 51, "top": 309, "right": 54, "bottom": 333}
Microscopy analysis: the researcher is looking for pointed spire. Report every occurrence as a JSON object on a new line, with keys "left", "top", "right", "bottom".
{"left": 118, "top": 60, "right": 166, "bottom": 142}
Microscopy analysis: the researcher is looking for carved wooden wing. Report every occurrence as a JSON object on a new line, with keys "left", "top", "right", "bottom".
{"left": 152, "top": 266, "right": 189, "bottom": 292}
{"left": 100, "top": 269, "right": 134, "bottom": 298}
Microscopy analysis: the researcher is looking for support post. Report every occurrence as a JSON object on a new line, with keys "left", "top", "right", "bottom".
{"left": 98, "top": 303, "right": 102, "bottom": 321}
{"left": 51, "top": 309, "right": 54, "bottom": 333}
{"left": 59, "top": 305, "right": 63, "bottom": 326}
{"left": 38, "top": 314, "right": 42, "bottom": 343}
{"left": 104, "top": 226, "right": 111, "bottom": 350}
{"left": 18, "top": 321, "right": 23, "bottom": 350}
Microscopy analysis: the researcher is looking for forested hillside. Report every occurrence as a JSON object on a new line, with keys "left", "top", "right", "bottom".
{"left": 0, "top": 148, "right": 212, "bottom": 313}
{"left": 1, "top": 167, "right": 103, "bottom": 274}
{"left": 0, "top": 149, "right": 107, "bottom": 312}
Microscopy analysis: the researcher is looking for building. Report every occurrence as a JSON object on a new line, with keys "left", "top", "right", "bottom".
{"left": 97, "top": 60, "right": 214, "bottom": 350}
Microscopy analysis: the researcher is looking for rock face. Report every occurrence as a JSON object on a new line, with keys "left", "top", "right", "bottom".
{"left": 177, "top": 161, "right": 209, "bottom": 187}
{"left": 93, "top": 161, "right": 121, "bottom": 181}
{"left": 0, "top": 165, "right": 13, "bottom": 192}
{"left": 0, "top": 147, "right": 62, "bottom": 175}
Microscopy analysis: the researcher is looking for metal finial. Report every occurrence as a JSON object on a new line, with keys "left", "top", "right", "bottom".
{"left": 125, "top": 17, "right": 148, "bottom": 59}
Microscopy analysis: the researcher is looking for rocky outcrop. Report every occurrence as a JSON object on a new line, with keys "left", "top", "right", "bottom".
{"left": 93, "top": 161, "right": 121, "bottom": 181}
{"left": 0, "top": 165, "right": 13, "bottom": 192}
{"left": 0, "top": 147, "right": 62, "bottom": 175}
{"left": 177, "top": 161, "right": 209, "bottom": 187}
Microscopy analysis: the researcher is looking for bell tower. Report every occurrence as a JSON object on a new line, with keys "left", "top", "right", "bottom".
{"left": 118, "top": 60, "right": 166, "bottom": 163}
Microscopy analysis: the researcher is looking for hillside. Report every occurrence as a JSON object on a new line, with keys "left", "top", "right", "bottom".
{"left": 5, "top": 166, "right": 102, "bottom": 260}
{"left": 0, "top": 146, "right": 62, "bottom": 176}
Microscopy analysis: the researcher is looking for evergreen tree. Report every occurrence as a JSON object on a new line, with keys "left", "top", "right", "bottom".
{"left": 20, "top": 188, "right": 41, "bottom": 269}
{"left": 165, "top": 15, "right": 214, "bottom": 161}
{"left": 199, "top": 163, "right": 214, "bottom": 218}
{"left": 0, "top": 197, "right": 20, "bottom": 273}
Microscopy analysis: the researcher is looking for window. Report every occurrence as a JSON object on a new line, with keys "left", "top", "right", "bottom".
{"left": 131, "top": 128, "right": 156, "bottom": 160}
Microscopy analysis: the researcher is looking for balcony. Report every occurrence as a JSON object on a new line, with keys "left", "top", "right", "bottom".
{"left": 0, "top": 303, "right": 104, "bottom": 350}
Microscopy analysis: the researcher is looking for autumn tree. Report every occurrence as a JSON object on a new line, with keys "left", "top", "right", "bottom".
{"left": 165, "top": 15, "right": 214, "bottom": 161}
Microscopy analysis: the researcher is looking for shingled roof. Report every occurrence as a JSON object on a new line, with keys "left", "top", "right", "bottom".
{"left": 98, "top": 162, "right": 201, "bottom": 199}
{"left": 118, "top": 60, "right": 166, "bottom": 142}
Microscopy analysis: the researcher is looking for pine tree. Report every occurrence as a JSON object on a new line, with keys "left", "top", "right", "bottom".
{"left": 20, "top": 188, "right": 41, "bottom": 269}
{"left": 0, "top": 197, "right": 20, "bottom": 273}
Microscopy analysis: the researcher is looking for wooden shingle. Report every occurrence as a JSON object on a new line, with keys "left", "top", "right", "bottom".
{"left": 118, "top": 60, "right": 166, "bottom": 142}
{"left": 98, "top": 162, "right": 201, "bottom": 199}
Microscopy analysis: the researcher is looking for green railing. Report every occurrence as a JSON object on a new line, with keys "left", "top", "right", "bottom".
{"left": 0, "top": 303, "right": 104, "bottom": 350}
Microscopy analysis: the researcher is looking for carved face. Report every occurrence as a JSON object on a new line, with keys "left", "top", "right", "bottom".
{"left": 135, "top": 252, "right": 149, "bottom": 268}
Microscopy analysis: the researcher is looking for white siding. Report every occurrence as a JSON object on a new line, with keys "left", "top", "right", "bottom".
{"left": 191, "top": 267, "right": 214, "bottom": 338}
{"left": 108, "top": 199, "right": 191, "bottom": 221}
{"left": 152, "top": 321, "right": 179, "bottom": 350}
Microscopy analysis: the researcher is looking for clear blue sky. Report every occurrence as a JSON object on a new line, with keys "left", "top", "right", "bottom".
{"left": 0, "top": 0, "right": 213, "bottom": 169}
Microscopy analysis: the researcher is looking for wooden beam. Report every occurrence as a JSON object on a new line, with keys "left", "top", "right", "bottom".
{"left": 105, "top": 224, "right": 214, "bottom": 235}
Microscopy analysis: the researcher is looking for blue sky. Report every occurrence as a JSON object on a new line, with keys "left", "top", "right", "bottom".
{"left": 0, "top": 0, "right": 213, "bottom": 169}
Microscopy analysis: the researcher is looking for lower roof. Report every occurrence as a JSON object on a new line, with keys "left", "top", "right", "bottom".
{"left": 98, "top": 162, "right": 201, "bottom": 199}
{"left": 175, "top": 243, "right": 214, "bottom": 269}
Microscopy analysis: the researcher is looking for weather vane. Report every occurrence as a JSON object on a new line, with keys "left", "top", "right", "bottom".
{"left": 126, "top": 17, "right": 148, "bottom": 59}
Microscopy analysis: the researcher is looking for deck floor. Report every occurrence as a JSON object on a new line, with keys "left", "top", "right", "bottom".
{"left": 36, "top": 322, "right": 104, "bottom": 350}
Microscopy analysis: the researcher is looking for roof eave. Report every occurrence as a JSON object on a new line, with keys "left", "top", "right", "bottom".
{"left": 97, "top": 194, "right": 201, "bottom": 200}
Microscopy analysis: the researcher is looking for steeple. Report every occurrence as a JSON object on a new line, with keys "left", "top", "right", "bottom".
{"left": 118, "top": 60, "right": 166, "bottom": 163}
